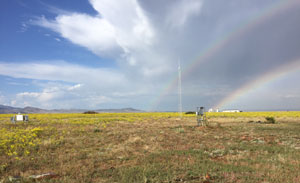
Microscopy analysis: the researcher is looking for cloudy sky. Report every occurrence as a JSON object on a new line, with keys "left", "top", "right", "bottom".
{"left": 1, "top": 0, "right": 300, "bottom": 111}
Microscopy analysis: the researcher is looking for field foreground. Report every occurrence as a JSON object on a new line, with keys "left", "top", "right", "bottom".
{"left": 0, "top": 112, "right": 300, "bottom": 182}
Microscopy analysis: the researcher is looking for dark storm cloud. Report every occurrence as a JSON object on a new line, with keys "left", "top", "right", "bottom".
{"left": 139, "top": 0, "right": 300, "bottom": 110}
{"left": 188, "top": 2, "right": 300, "bottom": 109}
{"left": 187, "top": 1, "right": 300, "bottom": 85}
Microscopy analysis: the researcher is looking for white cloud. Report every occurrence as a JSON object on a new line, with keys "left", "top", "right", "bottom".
{"left": 0, "top": 61, "right": 162, "bottom": 109}
{"left": 142, "top": 65, "right": 171, "bottom": 77}
{"left": 12, "top": 83, "right": 115, "bottom": 109}
{"left": 0, "top": 62, "right": 126, "bottom": 88}
{"left": 0, "top": 93, "right": 6, "bottom": 104}
{"left": 16, "top": 85, "right": 66, "bottom": 103}
{"left": 34, "top": 0, "right": 156, "bottom": 60}
{"left": 112, "top": 90, "right": 146, "bottom": 97}
{"left": 32, "top": 0, "right": 174, "bottom": 78}
{"left": 19, "top": 22, "right": 29, "bottom": 32}
{"left": 166, "top": 0, "right": 203, "bottom": 28}
{"left": 17, "top": 92, "right": 40, "bottom": 98}
{"left": 35, "top": 14, "right": 119, "bottom": 56}
{"left": 68, "top": 84, "right": 82, "bottom": 91}
{"left": 82, "top": 95, "right": 113, "bottom": 108}
{"left": 55, "top": 38, "right": 61, "bottom": 42}
{"left": 10, "top": 100, "right": 17, "bottom": 106}
{"left": 17, "top": 91, "right": 58, "bottom": 102}
{"left": 89, "top": 0, "right": 155, "bottom": 46}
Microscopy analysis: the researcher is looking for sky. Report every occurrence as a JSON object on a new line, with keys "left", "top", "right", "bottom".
{"left": 1, "top": 0, "right": 300, "bottom": 111}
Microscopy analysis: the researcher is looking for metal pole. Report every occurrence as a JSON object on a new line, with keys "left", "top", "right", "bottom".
{"left": 178, "top": 59, "right": 182, "bottom": 118}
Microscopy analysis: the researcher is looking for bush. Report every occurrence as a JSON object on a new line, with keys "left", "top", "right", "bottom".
{"left": 83, "top": 111, "right": 98, "bottom": 114}
{"left": 265, "top": 117, "right": 275, "bottom": 124}
{"left": 185, "top": 111, "right": 196, "bottom": 114}
{"left": 93, "top": 129, "right": 101, "bottom": 133}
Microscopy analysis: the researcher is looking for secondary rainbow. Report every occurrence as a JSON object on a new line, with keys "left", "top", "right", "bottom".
{"left": 214, "top": 59, "right": 300, "bottom": 109}
{"left": 149, "top": 0, "right": 298, "bottom": 110}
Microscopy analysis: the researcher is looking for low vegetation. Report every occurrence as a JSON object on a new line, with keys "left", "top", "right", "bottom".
{"left": 0, "top": 112, "right": 300, "bottom": 182}
{"left": 83, "top": 111, "right": 98, "bottom": 114}
{"left": 265, "top": 116, "right": 276, "bottom": 124}
{"left": 185, "top": 111, "right": 196, "bottom": 114}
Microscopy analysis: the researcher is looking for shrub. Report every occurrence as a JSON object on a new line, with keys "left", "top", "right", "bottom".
{"left": 83, "top": 111, "right": 98, "bottom": 114}
{"left": 265, "top": 116, "right": 275, "bottom": 124}
{"left": 185, "top": 111, "right": 196, "bottom": 114}
{"left": 93, "top": 129, "right": 101, "bottom": 133}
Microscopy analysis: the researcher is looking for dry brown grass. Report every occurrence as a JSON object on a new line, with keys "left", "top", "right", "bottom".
{"left": 0, "top": 113, "right": 300, "bottom": 182}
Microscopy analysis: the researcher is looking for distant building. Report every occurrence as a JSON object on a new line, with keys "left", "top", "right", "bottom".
{"left": 208, "top": 108, "right": 220, "bottom": 112}
{"left": 222, "top": 110, "right": 241, "bottom": 113}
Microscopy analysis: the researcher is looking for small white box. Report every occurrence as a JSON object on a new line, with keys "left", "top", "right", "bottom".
{"left": 16, "top": 115, "right": 23, "bottom": 121}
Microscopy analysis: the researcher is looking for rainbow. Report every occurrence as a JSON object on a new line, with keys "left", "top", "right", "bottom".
{"left": 149, "top": 0, "right": 298, "bottom": 110}
{"left": 214, "top": 59, "right": 300, "bottom": 109}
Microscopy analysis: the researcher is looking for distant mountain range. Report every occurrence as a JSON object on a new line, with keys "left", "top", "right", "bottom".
{"left": 0, "top": 105, "right": 142, "bottom": 114}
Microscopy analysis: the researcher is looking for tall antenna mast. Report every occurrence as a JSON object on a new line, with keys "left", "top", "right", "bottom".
{"left": 178, "top": 59, "right": 183, "bottom": 118}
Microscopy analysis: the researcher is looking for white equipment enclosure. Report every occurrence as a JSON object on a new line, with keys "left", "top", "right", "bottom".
{"left": 16, "top": 114, "right": 23, "bottom": 121}
{"left": 11, "top": 113, "right": 29, "bottom": 124}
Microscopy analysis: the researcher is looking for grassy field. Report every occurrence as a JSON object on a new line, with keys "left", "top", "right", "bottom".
{"left": 0, "top": 112, "right": 300, "bottom": 182}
